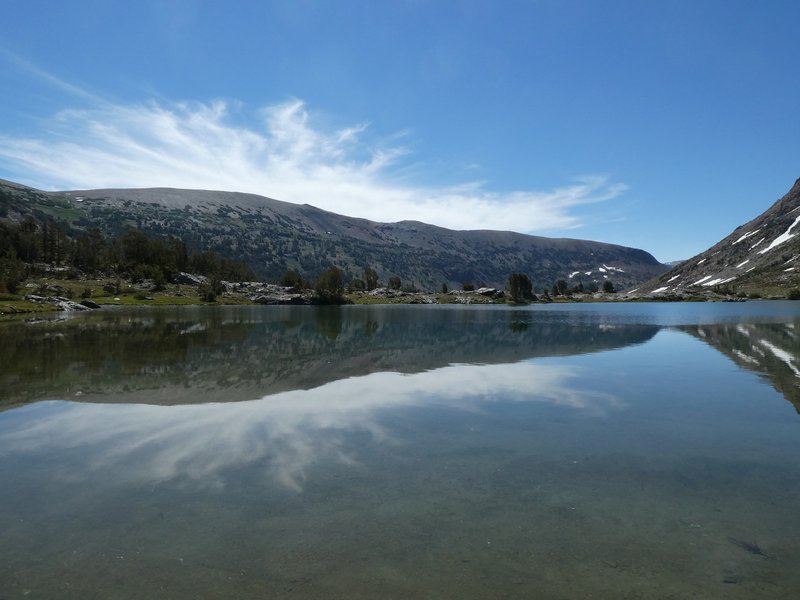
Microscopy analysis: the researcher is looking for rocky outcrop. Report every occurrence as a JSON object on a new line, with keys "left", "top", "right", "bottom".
{"left": 24, "top": 295, "right": 94, "bottom": 311}
{"left": 224, "top": 282, "right": 313, "bottom": 305}
{"left": 174, "top": 272, "right": 209, "bottom": 285}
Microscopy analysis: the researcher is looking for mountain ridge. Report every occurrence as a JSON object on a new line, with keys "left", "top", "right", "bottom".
{"left": 0, "top": 179, "right": 667, "bottom": 290}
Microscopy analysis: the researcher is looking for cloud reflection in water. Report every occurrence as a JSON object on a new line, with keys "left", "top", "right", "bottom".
{"left": 1, "top": 360, "right": 621, "bottom": 491}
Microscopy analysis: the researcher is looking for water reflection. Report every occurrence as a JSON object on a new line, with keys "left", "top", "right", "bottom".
{"left": 4, "top": 304, "right": 800, "bottom": 598}
{"left": 678, "top": 320, "right": 800, "bottom": 413}
{"left": 0, "top": 305, "right": 658, "bottom": 407}
{"left": 1, "top": 360, "right": 620, "bottom": 492}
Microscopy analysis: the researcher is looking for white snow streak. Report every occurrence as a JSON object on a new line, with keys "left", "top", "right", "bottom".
{"left": 652, "top": 286, "right": 670, "bottom": 293}
{"left": 732, "top": 228, "right": 761, "bottom": 245}
{"left": 759, "top": 215, "right": 800, "bottom": 255}
{"left": 736, "top": 260, "right": 750, "bottom": 268}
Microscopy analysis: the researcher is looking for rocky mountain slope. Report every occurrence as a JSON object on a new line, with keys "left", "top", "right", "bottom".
{"left": 633, "top": 178, "right": 800, "bottom": 296}
{"left": 0, "top": 179, "right": 667, "bottom": 290}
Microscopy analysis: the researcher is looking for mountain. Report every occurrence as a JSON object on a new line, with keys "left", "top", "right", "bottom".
{"left": 633, "top": 178, "right": 800, "bottom": 296}
{"left": 0, "top": 179, "right": 667, "bottom": 290}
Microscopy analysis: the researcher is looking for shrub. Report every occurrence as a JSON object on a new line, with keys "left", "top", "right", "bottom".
{"left": 281, "top": 270, "right": 303, "bottom": 288}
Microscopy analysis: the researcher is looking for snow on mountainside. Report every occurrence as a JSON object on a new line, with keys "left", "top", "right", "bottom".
{"left": 633, "top": 178, "right": 800, "bottom": 296}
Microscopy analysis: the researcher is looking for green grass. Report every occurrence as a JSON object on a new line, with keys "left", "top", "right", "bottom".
{"left": 0, "top": 300, "right": 59, "bottom": 318}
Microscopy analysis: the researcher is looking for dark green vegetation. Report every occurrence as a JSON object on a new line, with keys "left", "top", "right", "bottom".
{"left": 507, "top": 273, "right": 534, "bottom": 303}
{"left": 0, "top": 179, "right": 667, "bottom": 296}
{"left": 0, "top": 184, "right": 254, "bottom": 296}
{"left": 636, "top": 177, "right": 800, "bottom": 298}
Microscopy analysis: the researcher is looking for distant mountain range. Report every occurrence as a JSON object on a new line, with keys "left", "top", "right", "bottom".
{"left": 634, "top": 178, "right": 800, "bottom": 296}
{"left": 0, "top": 179, "right": 667, "bottom": 290}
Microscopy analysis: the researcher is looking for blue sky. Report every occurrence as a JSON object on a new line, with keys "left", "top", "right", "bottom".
{"left": 1, "top": 0, "right": 798, "bottom": 262}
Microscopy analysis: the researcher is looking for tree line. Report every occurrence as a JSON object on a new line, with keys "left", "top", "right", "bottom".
{"left": 0, "top": 217, "right": 254, "bottom": 294}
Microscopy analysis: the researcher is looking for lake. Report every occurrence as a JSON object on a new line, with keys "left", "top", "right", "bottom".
{"left": 1, "top": 302, "right": 799, "bottom": 599}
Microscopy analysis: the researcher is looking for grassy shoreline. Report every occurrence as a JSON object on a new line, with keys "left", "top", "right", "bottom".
{"left": 1, "top": 275, "right": 782, "bottom": 320}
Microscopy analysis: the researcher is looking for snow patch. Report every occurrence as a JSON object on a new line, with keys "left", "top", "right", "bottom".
{"left": 750, "top": 238, "right": 765, "bottom": 250}
{"left": 736, "top": 260, "right": 750, "bottom": 268}
{"left": 692, "top": 275, "right": 713, "bottom": 285}
{"left": 601, "top": 264, "right": 625, "bottom": 273}
{"left": 785, "top": 267, "right": 795, "bottom": 272}
{"left": 697, "top": 259, "right": 706, "bottom": 265}
{"left": 759, "top": 215, "right": 800, "bottom": 255}
{"left": 652, "top": 286, "right": 670, "bottom": 293}
{"left": 732, "top": 228, "right": 761, "bottom": 245}
{"left": 667, "top": 274, "right": 680, "bottom": 283}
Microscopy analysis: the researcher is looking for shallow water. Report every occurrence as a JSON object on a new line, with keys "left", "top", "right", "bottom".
{"left": 1, "top": 303, "right": 799, "bottom": 598}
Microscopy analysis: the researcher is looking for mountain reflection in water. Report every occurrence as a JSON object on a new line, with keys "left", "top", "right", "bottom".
{"left": 678, "top": 320, "right": 800, "bottom": 413}
{"left": 0, "top": 305, "right": 658, "bottom": 406}
{"left": 3, "top": 304, "right": 800, "bottom": 598}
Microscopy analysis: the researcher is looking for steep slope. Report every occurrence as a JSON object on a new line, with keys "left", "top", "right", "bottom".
{"left": 0, "top": 180, "right": 667, "bottom": 290}
{"left": 633, "top": 178, "right": 800, "bottom": 296}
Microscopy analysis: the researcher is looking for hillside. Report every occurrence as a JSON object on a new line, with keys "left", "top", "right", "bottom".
{"left": 632, "top": 178, "right": 800, "bottom": 297}
{"left": 0, "top": 179, "right": 667, "bottom": 290}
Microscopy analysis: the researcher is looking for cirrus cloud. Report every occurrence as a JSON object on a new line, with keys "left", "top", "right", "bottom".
{"left": 0, "top": 98, "right": 626, "bottom": 232}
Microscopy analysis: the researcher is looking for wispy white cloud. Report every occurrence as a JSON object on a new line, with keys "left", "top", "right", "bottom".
{"left": 0, "top": 97, "right": 626, "bottom": 232}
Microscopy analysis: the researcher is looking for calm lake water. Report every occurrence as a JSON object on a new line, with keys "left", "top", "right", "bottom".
{"left": 1, "top": 302, "right": 799, "bottom": 599}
